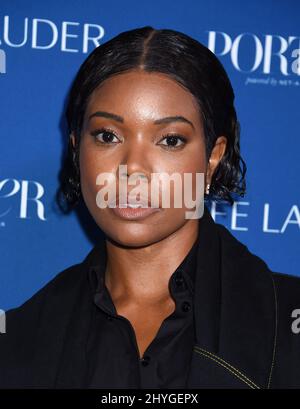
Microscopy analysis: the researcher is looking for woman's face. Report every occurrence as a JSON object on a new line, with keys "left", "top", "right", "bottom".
{"left": 72, "top": 69, "right": 221, "bottom": 247}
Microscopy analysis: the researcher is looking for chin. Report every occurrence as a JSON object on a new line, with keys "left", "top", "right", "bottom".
{"left": 94, "top": 209, "right": 187, "bottom": 247}
{"left": 103, "top": 223, "right": 165, "bottom": 248}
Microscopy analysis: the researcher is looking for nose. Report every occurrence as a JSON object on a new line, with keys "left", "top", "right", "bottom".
{"left": 117, "top": 144, "right": 153, "bottom": 206}
{"left": 119, "top": 143, "right": 151, "bottom": 182}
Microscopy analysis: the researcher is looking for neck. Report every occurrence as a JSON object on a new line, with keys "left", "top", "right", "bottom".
{"left": 104, "top": 219, "right": 199, "bottom": 304}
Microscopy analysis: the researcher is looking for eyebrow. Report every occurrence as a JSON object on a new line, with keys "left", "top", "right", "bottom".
{"left": 88, "top": 111, "right": 195, "bottom": 130}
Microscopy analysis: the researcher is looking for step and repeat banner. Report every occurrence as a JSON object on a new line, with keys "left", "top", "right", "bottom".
{"left": 0, "top": 0, "right": 299, "bottom": 310}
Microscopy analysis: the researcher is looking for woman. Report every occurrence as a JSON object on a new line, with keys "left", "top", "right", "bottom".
{"left": 0, "top": 26, "right": 299, "bottom": 389}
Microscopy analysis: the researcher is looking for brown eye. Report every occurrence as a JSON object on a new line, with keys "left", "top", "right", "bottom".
{"left": 159, "top": 134, "right": 187, "bottom": 149}
{"left": 90, "top": 128, "right": 120, "bottom": 144}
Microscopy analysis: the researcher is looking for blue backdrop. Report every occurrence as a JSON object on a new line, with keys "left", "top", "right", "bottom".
{"left": 0, "top": 0, "right": 299, "bottom": 311}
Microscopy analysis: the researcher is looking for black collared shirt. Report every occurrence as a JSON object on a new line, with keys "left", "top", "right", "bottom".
{"left": 85, "top": 235, "right": 199, "bottom": 389}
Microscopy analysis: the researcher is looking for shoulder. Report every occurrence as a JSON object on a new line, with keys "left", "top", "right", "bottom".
{"left": 6, "top": 262, "right": 83, "bottom": 318}
{"left": 5, "top": 243, "right": 100, "bottom": 314}
{"left": 0, "top": 241, "right": 105, "bottom": 388}
{"left": 0, "top": 245, "right": 98, "bottom": 342}
{"left": 0, "top": 248, "right": 97, "bottom": 387}
{"left": 214, "top": 220, "right": 300, "bottom": 384}
{"left": 214, "top": 219, "right": 300, "bottom": 296}
{"left": 0, "top": 263, "right": 81, "bottom": 356}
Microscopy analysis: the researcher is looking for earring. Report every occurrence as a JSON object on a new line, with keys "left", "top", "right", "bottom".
{"left": 205, "top": 183, "right": 210, "bottom": 195}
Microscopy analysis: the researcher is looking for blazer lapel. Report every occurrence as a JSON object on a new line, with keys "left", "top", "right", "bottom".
{"left": 186, "top": 205, "right": 277, "bottom": 389}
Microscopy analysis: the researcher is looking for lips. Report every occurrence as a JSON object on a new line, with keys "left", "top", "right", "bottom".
{"left": 110, "top": 202, "right": 162, "bottom": 220}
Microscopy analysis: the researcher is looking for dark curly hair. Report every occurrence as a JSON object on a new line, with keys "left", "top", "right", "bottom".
{"left": 56, "top": 25, "right": 246, "bottom": 213}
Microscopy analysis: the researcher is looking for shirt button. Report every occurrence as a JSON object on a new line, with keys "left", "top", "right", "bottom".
{"left": 140, "top": 356, "right": 151, "bottom": 366}
{"left": 175, "top": 275, "right": 184, "bottom": 286}
{"left": 181, "top": 301, "right": 191, "bottom": 312}
{"left": 106, "top": 315, "right": 113, "bottom": 321}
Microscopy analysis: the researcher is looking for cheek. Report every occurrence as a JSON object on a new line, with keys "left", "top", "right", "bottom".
{"left": 154, "top": 154, "right": 206, "bottom": 210}
{"left": 159, "top": 144, "right": 207, "bottom": 179}
{"left": 79, "top": 145, "right": 108, "bottom": 210}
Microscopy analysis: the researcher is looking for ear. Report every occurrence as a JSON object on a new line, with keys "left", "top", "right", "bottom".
{"left": 206, "top": 136, "right": 227, "bottom": 185}
{"left": 70, "top": 132, "right": 75, "bottom": 149}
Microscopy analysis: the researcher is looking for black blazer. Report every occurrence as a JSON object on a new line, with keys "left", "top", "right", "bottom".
{"left": 0, "top": 206, "right": 299, "bottom": 389}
